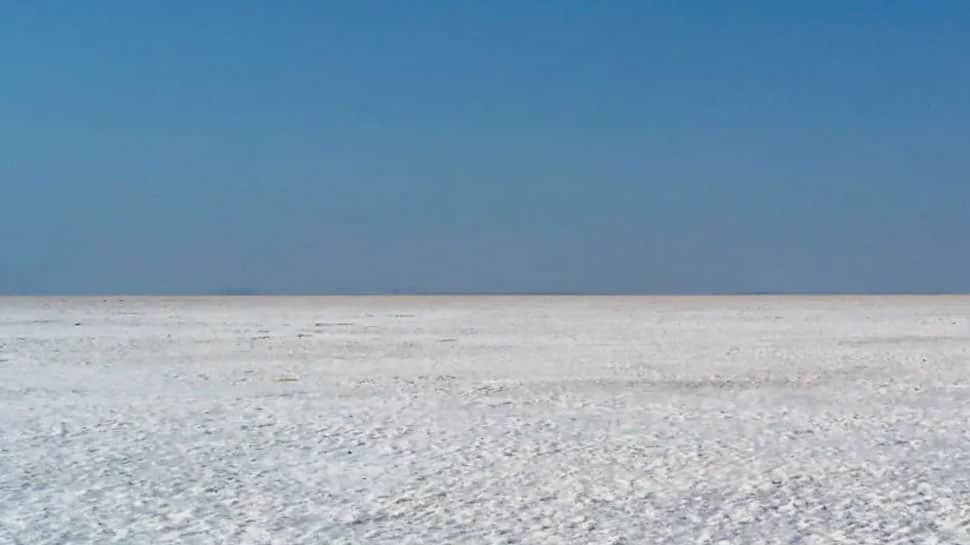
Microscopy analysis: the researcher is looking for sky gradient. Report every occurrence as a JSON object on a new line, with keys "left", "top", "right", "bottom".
{"left": 2, "top": 2, "right": 969, "bottom": 294}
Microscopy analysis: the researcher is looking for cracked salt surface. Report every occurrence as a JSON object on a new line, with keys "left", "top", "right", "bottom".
{"left": 1, "top": 296, "right": 970, "bottom": 544}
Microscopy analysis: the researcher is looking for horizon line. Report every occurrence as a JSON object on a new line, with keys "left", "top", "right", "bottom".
{"left": 2, "top": 291, "right": 969, "bottom": 297}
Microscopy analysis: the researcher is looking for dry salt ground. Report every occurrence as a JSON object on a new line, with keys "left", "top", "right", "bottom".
{"left": 2, "top": 296, "right": 970, "bottom": 544}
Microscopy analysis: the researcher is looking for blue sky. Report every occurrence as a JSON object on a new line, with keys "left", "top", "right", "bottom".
{"left": 2, "top": 2, "right": 968, "bottom": 294}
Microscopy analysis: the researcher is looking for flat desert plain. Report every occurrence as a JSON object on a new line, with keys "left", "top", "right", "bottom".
{"left": 2, "top": 296, "right": 970, "bottom": 544}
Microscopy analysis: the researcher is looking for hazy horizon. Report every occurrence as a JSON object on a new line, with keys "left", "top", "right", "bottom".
{"left": 3, "top": 290, "right": 970, "bottom": 297}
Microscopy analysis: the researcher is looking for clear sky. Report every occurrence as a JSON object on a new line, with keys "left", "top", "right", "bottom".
{"left": 2, "top": 2, "right": 968, "bottom": 294}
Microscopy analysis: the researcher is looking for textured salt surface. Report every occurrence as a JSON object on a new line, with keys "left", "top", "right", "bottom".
{"left": 1, "top": 296, "right": 969, "bottom": 544}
